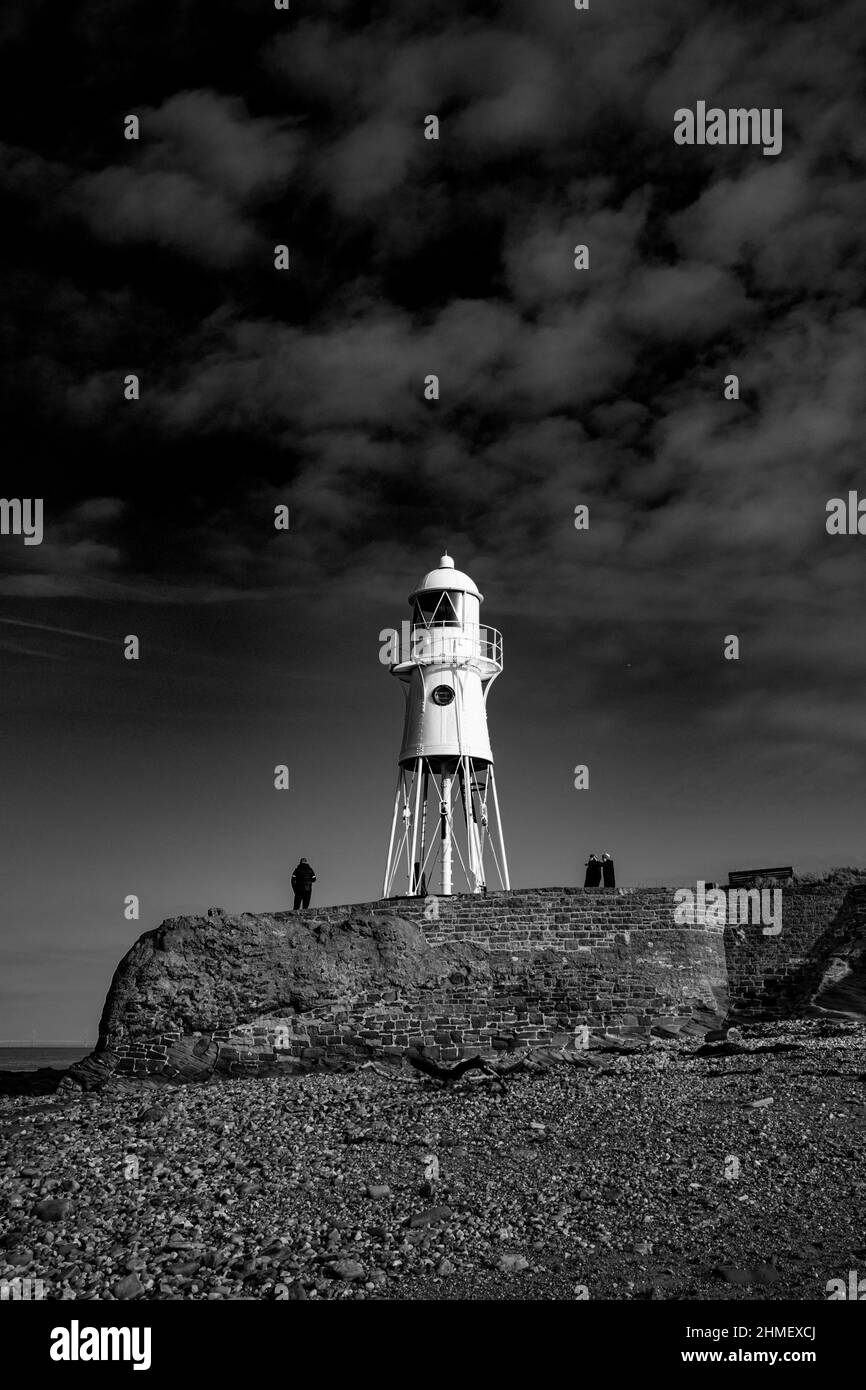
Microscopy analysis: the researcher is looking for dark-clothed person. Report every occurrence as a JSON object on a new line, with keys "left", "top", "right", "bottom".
{"left": 584, "top": 854, "right": 602, "bottom": 888}
{"left": 602, "top": 853, "right": 616, "bottom": 888}
{"left": 292, "top": 857, "right": 316, "bottom": 909}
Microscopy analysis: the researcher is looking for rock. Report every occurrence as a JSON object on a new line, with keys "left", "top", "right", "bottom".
{"left": 72, "top": 911, "right": 495, "bottom": 1088}
{"left": 408, "top": 1205, "right": 452, "bottom": 1228}
{"left": 436, "top": 1258, "right": 456, "bottom": 1276}
{"left": 136, "top": 1106, "right": 163, "bottom": 1124}
{"left": 747, "top": 1097, "right": 774, "bottom": 1108}
{"left": 33, "top": 1198, "right": 71, "bottom": 1222}
{"left": 714, "top": 1263, "right": 780, "bottom": 1286}
{"left": 696, "top": 1040, "right": 747, "bottom": 1056}
{"left": 365, "top": 1184, "right": 391, "bottom": 1199}
{"left": 113, "top": 1272, "right": 144, "bottom": 1300}
{"left": 497, "top": 1253, "right": 529, "bottom": 1273}
{"left": 0, "top": 1229, "right": 30, "bottom": 1249}
{"left": 275, "top": 1281, "right": 307, "bottom": 1299}
{"left": 167, "top": 1232, "right": 195, "bottom": 1249}
{"left": 329, "top": 1259, "right": 365, "bottom": 1281}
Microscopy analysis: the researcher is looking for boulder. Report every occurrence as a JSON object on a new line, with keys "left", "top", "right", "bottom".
{"left": 96, "top": 910, "right": 489, "bottom": 1043}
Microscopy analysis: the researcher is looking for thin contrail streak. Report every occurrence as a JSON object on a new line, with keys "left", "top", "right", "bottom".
{"left": 0, "top": 640, "right": 67, "bottom": 660}
{"left": 0, "top": 619, "right": 115, "bottom": 643}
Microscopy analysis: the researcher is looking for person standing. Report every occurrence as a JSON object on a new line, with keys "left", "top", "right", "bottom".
{"left": 584, "top": 854, "right": 602, "bottom": 887}
{"left": 291, "top": 857, "right": 316, "bottom": 909}
{"left": 601, "top": 852, "right": 616, "bottom": 887}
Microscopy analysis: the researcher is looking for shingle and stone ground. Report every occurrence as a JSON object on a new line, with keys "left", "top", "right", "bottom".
{"left": 2, "top": 1019, "right": 864, "bottom": 1301}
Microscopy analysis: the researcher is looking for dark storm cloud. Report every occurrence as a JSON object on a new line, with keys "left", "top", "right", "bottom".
{"left": 2, "top": 0, "right": 865, "bottom": 751}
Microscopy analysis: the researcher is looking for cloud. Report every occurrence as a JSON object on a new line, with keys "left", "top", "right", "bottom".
{"left": 319, "top": 119, "right": 417, "bottom": 212}
{"left": 76, "top": 167, "right": 258, "bottom": 267}
{"left": 73, "top": 90, "right": 300, "bottom": 267}
{"left": 623, "top": 261, "right": 751, "bottom": 338}
{"left": 670, "top": 163, "right": 866, "bottom": 299}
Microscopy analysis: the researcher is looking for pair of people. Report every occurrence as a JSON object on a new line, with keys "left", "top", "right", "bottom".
{"left": 291, "top": 857, "right": 316, "bottom": 909}
{"left": 584, "top": 852, "right": 615, "bottom": 888}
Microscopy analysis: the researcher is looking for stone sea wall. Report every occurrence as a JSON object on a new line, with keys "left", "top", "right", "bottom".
{"left": 725, "top": 884, "right": 866, "bottom": 1018}
{"left": 64, "top": 885, "right": 866, "bottom": 1088}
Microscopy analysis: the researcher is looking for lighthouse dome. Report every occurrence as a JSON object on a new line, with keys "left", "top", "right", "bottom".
{"left": 409, "top": 553, "right": 483, "bottom": 602}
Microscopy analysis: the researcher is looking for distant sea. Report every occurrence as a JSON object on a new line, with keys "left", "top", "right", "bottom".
{"left": 0, "top": 1047, "right": 90, "bottom": 1073}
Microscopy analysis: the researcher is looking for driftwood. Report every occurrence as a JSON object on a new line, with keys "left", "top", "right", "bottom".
{"left": 404, "top": 1045, "right": 610, "bottom": 1084}
{"left": 405, "top": 1049, "right": 499, "bottom": 1083}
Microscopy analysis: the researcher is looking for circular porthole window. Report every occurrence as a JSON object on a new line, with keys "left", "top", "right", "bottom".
{"left": 431, "top": 685, "right": 455, "bottom": 706}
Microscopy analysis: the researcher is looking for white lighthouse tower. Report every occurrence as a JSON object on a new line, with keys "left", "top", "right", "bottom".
{"left": 382, "top": 553, "right": 510, "bottom": 897}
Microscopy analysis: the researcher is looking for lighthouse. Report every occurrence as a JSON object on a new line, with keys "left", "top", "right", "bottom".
{"left": 382, "top": 553, "right": 510, "bottom": 897}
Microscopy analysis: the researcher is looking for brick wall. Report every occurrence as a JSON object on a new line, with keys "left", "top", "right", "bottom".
{"left": 724, "top": 884, "right": 866, "bottom": 1018}
{"left": 308, "top": 886, "right": 729, "bottom": 1048}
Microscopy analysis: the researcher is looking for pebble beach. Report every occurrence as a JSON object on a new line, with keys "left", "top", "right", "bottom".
{"left": 1, "top": 1019, "right": 864, "bottom": 1302}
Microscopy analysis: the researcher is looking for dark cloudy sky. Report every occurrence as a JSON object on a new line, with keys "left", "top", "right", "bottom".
{"left": 1, "top": 0, "right": 864, "bottom": 1042}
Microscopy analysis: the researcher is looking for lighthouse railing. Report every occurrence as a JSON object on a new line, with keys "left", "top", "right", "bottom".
{"left": 404, "top": 622, "right": 503, "bottom": 671}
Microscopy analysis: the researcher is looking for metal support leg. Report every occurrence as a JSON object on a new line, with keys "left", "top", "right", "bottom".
{"left": 409, "top": 757, "right": 423, "bottom": 894}
{"left": 383, "top": 768, "right": 403, "bottom": 897}
{"left": 488, "top": 765, "right": 510, "bottom": 890}
{"left": 418, "top": 769, "right": 429, "bottom": 893}
{"left": 466, "top": 757, "right": 485, "bottom": 892}
{"left": 441, "top": 772, "right": 453, "bottom": 896}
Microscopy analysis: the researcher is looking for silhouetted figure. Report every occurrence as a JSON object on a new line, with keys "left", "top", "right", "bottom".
{"left": 584, "top": 854, "right": 602, "bottom": 887}
{"left": 602, "top": 852, "right": 616, "bottom": 888}
{"left": 291, "top": 857, "right": 316, "bottom": 909}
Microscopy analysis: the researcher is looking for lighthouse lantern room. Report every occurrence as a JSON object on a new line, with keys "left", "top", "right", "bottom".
{"left": 382, "top": 553, "right": 510, "bottom": 897}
